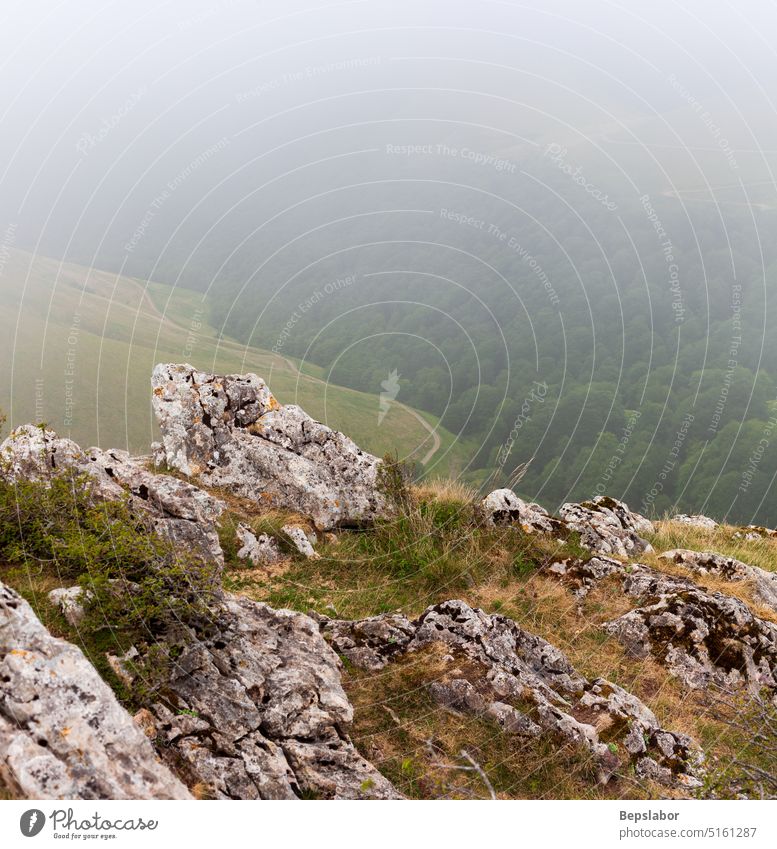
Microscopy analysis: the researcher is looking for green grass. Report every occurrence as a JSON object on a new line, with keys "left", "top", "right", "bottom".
{"left": 0, "top": 248, "right": 471, "bottom": 476}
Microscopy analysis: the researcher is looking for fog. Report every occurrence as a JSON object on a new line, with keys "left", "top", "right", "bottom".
{"left": 2, "top": 0, "right": 776, "bottom": 269}
{"left": 3, "top": 0, "right": 777, "bottom": 522}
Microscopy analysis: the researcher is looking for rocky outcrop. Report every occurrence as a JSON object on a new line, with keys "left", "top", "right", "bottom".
{"left": 0, "top": 424, "right": 225, "bottom": 565}
{"left": 734, "top": 525, "right": 777, "bottom": 541}
{"left": 560, "top": 496, "right": 654, "bottom": 557}
{"left": 0, "top": 581, "right": 191, "bottom": 800}
{"left": 282, "top": 524, "right": 319, "bottom": 559}
{"left": 47, "top": 587, "right": 88, "bottom": 627}
{"left": 236, "top": 524, "right": 283, "bottom": 566}
{"left": 605, "top": 584, "right": 777, "bottom": 696}
{"left": 547, "top": 555, "right": 629, "bottom": 600}
{"left": 671, "top": 514, "right": 719, "bottom": 531}
{"left": 151, "top": 363, "right": 389, "bottom": 530}
{"left": 481, "top": 490, "right": 654, "bottom": 558}
{"left": 321, "top": 600, "right": 702, "bottom": 788}
{"left": 481, "top": 489, "right": 566, "bottom": 535}
{"left": 660, "top": 549, "right": 777, "bottom": 612}
{"left": 146, "top": 596, "right": 400, "bottom": 800}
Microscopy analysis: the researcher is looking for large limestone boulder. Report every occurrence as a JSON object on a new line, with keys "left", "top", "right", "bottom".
{"left": 320, "top": 600, "right": 702, "bottom": 789}
{"left": 560, "top": 496, "right": 654, "bottom": 557}
{"left": 670, "top": 514, "right": 719, "bottom": 531}
{"left": 0, "top": 581, "right": 191, "bottom": 799}
{"left": 481, "top": 488, "right": 566, "bottom": 535}
{"left": 145, "top": 596, "right": 401, "bottom": 799}
{"left": 150, "top": 363, "right": 389, "bottom": 530}
{"left": 0, "top": 424, "right": 225, "bottom": 565}
{"left": 606, "top": 577, "right": 777, "bottom": 696}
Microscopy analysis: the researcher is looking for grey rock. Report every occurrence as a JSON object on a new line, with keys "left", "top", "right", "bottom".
{"left": 322, "top": 600, "right": 702, "bottom": 788}
{"left": 151, "top": 363, "right": 389, "bottom": 530}
{"left": 48, "top": 587, "right": 88, "bottom": 627}
{"left": 661, "top": 549, "right": 777, "bottom": 612}
{"left": 0, "top": 581, "right": 191, "bottom": 800}
{"left": 671, "top": 514, "right": 719, "bottom": 531}
{"left": 315, "top": 611, "right": 416, "bottom": 671}
{"left": 547, "top": 555, "right": 628, "bottom": 599}
{"left": 605, "top": 587, "right": 777, "bottom": 695}
{"left": 282, "top": 524, "right": 319, "bottom": 559}
{"left": 236, "top": 524, "right": 283, "bottom": 566}
{"left": 560, "top": 496, "right": 654, "bottom": 557}
{"left": 481, "top": 489, "right": 566, "bottom": 535}
{"left": 147, "top": 595, "right": 401, "bottom": 800}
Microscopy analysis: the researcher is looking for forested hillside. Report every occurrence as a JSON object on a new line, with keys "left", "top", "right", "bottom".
{"left": 186, "top": 151, "right": 777, "bottom": 525}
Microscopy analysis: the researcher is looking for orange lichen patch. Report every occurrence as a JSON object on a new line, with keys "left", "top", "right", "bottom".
{"left": 60, "top": 727, "right": 71, "bottom": 738}
{"left": 267, "top": 395, "right": 281, "bottom": 412}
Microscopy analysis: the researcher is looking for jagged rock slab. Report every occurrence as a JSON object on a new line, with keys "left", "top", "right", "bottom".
{"left": 0, "top": 424, "right": 225, "bottom": 565}
{"left": 481, "top": 488, "right": 566, "bottom": 535}
{"left": 605, "top": 585, "right": 777, "bottom": 695}
{"left": 282, "top": 524, "right": 319, "bottom": 559}
{"left": 734, "top": 525, "right": 777, "bottom": 541}
{"left": 0, "top": 581, "right": 191, "bottom": 799}
{"left": 236, "top": 524, "right": 283, "bottom": 566}
{"left": 560, "top": 496, "right": 654, "bottom": 557}
{"left": 661, "top": 549, "right": 777, "bottom": 612}
{"left": 320, "top": 600, "right": 702, "bottom": 788}
{"left": 547, "top": 555, "right": 629, "bottom": 599}
{"left": 147, "top": 596, "right": 400, "bottom": 800}
{"left": 151, "top": 363, "right": 389, "bottom": 530}
{"left": 671, "top": 514, "right": 719, "bottom": 531}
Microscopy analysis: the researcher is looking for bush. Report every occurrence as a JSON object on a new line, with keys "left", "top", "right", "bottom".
{"left": 0, "top": 473, "right": 220, "bottom": 645}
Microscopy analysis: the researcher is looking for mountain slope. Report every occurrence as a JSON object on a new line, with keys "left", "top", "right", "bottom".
{"left": 0, "top": 249, "right": 469, "bottom": 475}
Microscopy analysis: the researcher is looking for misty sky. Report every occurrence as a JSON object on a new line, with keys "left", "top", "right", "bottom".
{"left": 2, "top": 0, "right": 776, "bottom": 272}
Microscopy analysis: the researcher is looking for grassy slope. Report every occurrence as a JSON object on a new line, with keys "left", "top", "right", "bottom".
{"left": 218, "top": 486, "right": 777, "bottom": 800}
{"left": 3, "top": 456, "right": 774, "bottom": 799}
{"left": 0, "top": 248, "right": 471, "bottom": 474}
